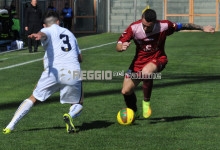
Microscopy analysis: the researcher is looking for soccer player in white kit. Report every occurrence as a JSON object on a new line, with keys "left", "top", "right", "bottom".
{"left": 3, "top": 11, "right": 83, "bottom": 134}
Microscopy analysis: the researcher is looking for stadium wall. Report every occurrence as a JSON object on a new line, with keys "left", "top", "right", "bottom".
{"left": 0, "top": 0, "right": 219, "bottom": 34}
{"left": 108, "top": 0, "right": 219, "bottom": 33}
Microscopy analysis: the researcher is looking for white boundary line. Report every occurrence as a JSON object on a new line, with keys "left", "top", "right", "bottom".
{"left": 0, "top": 58, "right": 42, "bottom": 70}
{"left": 81, "top": 42, "right": 115, "bottom": 51}
{"left": 0, "top": 48, "right": 26, "bottom": 55}
{"left": 0, "top": 41, "right": 116, "bottom": 71}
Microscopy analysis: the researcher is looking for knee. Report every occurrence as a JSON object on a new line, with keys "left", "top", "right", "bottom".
{"left": 121, "top": 88, "right": 133, "bottom": 95}
{"left": 28, "top": 95, "right": 37, "bottom": 103}
{"left": 142, "top": 62, "right": 158, "bottom": 75}
{"left": 142, "top": 69, "right": 154, "bottom": 76}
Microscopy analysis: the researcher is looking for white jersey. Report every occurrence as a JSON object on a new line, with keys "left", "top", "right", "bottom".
{"left": 33, "top": 24, "right": 82, "bottom": 104}
{"left": 40, "top": 24, "right": 81, "bottom": 70}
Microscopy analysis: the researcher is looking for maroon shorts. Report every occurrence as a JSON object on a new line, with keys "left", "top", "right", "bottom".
{"left": 131, "top": 56, "right": 168, "bottom": 72}
{"left": 149, "top": 56, "right": 168, "bottom": 72}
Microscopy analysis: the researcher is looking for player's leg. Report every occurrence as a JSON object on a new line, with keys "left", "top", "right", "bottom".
{"left": 141, "top": 62, "right": 156, "bottom": 118}
{"left": 66, "top": 86, "right": 83, "bottom": 119}
{"left": 61, "top": 81, "right": 83, "bottom": 133}
{"left": 121, "top": 73, "right": 141, "bottom": 113}
{"left": 141, "top": 57, "right": 167, "bottom": 118}
{"left": 3, "top": 69, "right": 59, "bottom": 134}
{"left": 142, "top": 79, "right": 153, "bottom": 118}
{"left": 3, "top": 95, "right": 37, "bottom": 134}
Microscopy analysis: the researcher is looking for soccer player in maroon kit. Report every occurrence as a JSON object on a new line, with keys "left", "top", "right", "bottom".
{"left": 116, "top": 9, "right": 215, "bottom": 118}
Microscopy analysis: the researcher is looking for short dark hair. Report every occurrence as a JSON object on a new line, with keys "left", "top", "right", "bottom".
{"left": 43, "top": 10, "right": 60, "bottom": 25}
{"left": 142, "top": 9, "right": 157, "bottom": 22}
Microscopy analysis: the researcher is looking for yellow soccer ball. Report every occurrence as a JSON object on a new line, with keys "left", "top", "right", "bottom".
{"left": 117, "top": 108, "right": 135, "bottom": 125}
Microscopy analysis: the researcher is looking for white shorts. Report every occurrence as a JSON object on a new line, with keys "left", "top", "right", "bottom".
{"left": 33, "top": 67, "right": 82, "bottom": 104}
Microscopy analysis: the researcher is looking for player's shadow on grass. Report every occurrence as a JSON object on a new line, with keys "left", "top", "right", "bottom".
{"left": 148, "top": 115, "right": 219, "bottom": 124}
{"left": 77, "top": 120, "right": 115, "bottom": 131}
{"left": 81, "top": 74, "right": 220, "bottom": 98}
{"left": 23, "top": 126, "right": 64, "bottom": 132}
{"left": 24, "top": 121, "right": 114, "bottom": 133}
{"left": 23, "top": 120, "right": 114, "bottom": 133}
{"left": 1, "top": 74, "right": 219, "bottom": 110}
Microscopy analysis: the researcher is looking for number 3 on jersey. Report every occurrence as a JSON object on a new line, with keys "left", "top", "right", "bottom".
{"left": 60, "top": 34, "right": 72, "bottom": 52}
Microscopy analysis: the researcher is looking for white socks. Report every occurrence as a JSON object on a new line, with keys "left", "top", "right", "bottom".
{"left": 69, "top": 104, "right": 83, "bottom": 118}
{"left": 5, "top": 100, "right": 83, "bottom": 130}
{"left": 6, "top": 99, "right": 34, "bottom": 130}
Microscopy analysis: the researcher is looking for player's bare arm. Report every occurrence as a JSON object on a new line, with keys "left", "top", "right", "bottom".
{"left": 181, "top": 23, "right": 215, "bottom": 33}
{"left": 116, "top": 42, "right": 131, "bottom": 52}
{"left": 28, "top": 32, "right": 47, "bottom": 41}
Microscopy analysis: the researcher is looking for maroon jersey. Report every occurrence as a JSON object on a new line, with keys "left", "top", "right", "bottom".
{"left": 117, "top": 19, "right": 178, "bottom": 72}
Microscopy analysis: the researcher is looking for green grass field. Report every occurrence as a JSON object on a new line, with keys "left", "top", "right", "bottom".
{"left": 0, "top": 32, "right": 220, "bottom": 150}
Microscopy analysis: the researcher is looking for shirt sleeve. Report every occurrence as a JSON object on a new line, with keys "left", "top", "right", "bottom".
{"left": 74, "top": 38, "right": 81, "bottom": 54}
{"left": 117, "top": 25, "right": 133, "bottom": 44}
{"left": 165, "top": 20, "right": 178, "bottom": 36}
{"left": 40, "top": 28, "right": 50, "bottom": 46}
